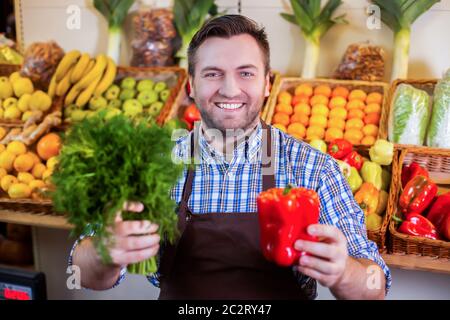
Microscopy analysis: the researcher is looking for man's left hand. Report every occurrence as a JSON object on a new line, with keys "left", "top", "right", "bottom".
{"left": 294, "top": 224, "right": 348, "bottom": 289}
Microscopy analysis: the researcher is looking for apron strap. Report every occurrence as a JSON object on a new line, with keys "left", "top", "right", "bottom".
{"left": 260, "top": 120, "right": 275, "bottom": 191}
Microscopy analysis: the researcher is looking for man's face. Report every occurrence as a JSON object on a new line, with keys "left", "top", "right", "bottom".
{"left": 189, "top": 34, "right": 270, "bottom": 133}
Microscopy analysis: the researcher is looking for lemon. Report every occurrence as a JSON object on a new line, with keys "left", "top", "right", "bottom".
{"left": 31, "top": 163, "right": 46, "bottom": 179}
{"left": 4, "top": 106, "right": 21, "bottom": 120}
{"left": 47, "top": 156, "right": 58, "bottom": 171}
{"left": 8, "top": 183, "right": 32, "bottom": 199}
{"left": 0, "top": 150, "right": 16, "bottom": 172}
{"left": 12, "top": 77, "right": 34, "bottom": 97}
{"left": 18, "top": 93, "right": 31, "bottom": 112}
{"left": 42, "top": 169, "right": 53, "bottom": 184}
{"left": 29, "top": 90, "right": 52, "bottom": 112}
{"left": 7, "top": 141, "right": 27, "bottom": 155}
{"left": 9, "top": 72, "right": 22, "bottom": 84}
{"left": 1, "top": 175, "right": 18, "bottom": 192}
{"left": 17, "top": 172, "right": 35, "bottom": 184}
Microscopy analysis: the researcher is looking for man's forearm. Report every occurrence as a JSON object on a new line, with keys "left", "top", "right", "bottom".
{"left": 330, "top": 258, "right": 386, "bottom": 300}
{"left": 72, "top": 237, "right": 122, "bottom": 290}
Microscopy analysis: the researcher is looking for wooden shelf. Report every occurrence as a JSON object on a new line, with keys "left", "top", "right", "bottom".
{"left": 0, "top": 209, "right": 72, "bottom": 230}
{"left": 382, "top": 253, "right": 450, "bottom": 275}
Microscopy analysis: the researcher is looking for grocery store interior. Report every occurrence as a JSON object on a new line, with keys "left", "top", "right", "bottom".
{"left": 0, "top": 0, "right": 449, "bottom": 300}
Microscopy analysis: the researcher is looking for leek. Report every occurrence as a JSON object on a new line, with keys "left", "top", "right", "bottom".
{"left": 173, "top": 0, "right": 219, "bottom": 69}
{"left": 93, "top": 0, "right": 135, "bottom": 64}
{"left": 370, "top": 0, "right": 440, "bottom": 81}
{"left": 281, "top": 0, "right": 347, "bottom": 78}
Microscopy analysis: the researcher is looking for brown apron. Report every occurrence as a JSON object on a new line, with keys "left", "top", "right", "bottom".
{"left": 158, "top": 121, "right": 316, "bottom": 300}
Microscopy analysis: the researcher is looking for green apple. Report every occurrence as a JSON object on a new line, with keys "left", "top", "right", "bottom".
{"left": 71, "top": 109, "right": 87, "bottom": 122}
{"left": 153, "top": 81, "right": 167, "bottom": 93}
{"left": 137, "top": 90, "right": 158, "bottom": 107}
{"left": 137, "top": 79, "right": 154, "bottom": 92}
{"left": 147, "top": 101, "right": 164, "bottom": 117}
{"left": 123, "top": 99, "right": 143, "bottom": 118}
{"left": 104, "top": 84, "right": 120, "bottom": 100}
{"left": 121, "top": 77, "right": 136, "bottom": 90}
{"left": 120, "top": 89, "right": 136, "bottom": 101}
{"left": 89, "top": 96, "right": 108, "bottom": 111}
{"left": 64, "top": 104, "right": 78, "bottom": 118}
{"left": 108, "top": 99, "right": 122, "bottom": 109}
{"left": 105, "top": 108, "right": 122, "bottom": 120}
{"left": 159, "top": 89, "right": 170, "bottom": 102}
{"left": 3, "top": 97, "right": 18, "bottom": 109}
{"left": 0, "top": 77, "right": 13, "bottom": 99}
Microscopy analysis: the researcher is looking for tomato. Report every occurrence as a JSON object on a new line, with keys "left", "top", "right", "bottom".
{"left": 183, "top": 104, "right": 201, "bottom": 128}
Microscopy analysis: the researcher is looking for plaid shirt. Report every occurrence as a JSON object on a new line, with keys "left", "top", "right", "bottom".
{"left": 69, "top": 122, "right": 392, "bottom": 293}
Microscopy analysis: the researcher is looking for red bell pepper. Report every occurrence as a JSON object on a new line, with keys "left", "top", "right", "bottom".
{"left": 342, "top": 151, "right": 364, "bottom": 170}
{"left": 257, "top": 185, "right": 320, "bottom": 267}
{"left": 399, "top": 175, "right": 437, "bottom": 215}
{"left": 327, "top": 139, "right": 352, "bottom": 160}
{"left": 394, "top": 213, "right": 439, "bottom": 240}
{"left": 426, "top": 192, "right": 450, "bottom": 241}
{"left": 401, "top": 162, "right": 429, "bottom": 188}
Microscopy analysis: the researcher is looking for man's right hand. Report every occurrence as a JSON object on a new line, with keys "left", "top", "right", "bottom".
{"left": 105, "top": 201, "right": 161, "bottom": 268}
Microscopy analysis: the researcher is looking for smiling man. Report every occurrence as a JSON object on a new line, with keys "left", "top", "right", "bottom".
{"left": 70, "top": 14, "right": 391, "bottom": 300}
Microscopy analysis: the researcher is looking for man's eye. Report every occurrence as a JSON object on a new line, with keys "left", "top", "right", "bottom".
{"left": 204, "top": 72, "right": 221, "bottom": 78}
{"left": 240, "top": 71, "right": 254, "bottom": 78}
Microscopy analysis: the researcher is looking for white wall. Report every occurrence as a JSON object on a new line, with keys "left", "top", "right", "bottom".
{"left": 17, "top": 0, "right": 450, "bottom": 300}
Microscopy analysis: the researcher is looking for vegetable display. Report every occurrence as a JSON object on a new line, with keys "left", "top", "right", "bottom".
{"left": 281, "top": 0, "right": 347, "bottom": 78}
{"left": 399, "top": 175, "right": 437, "bottom": 215}
{"left": 426, "top": 192, "right": 450, "bottom": 241}
{"left": 51, "top": 114, "right": 183, "bottom": 275}
{"left": 257, "top": 185, "right": 319, "bottom": 267}
{"left": 394, "top": 213, "right": 439, "bottom": 240}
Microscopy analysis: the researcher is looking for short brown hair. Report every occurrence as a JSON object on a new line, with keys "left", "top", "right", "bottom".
{"left": 187, "top": 14, "right": 270, "bottom": 76}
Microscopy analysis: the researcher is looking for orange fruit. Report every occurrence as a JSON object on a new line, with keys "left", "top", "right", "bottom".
{"left": 1, "top": 175, "right": 18, "bottom": 192}
{"left": 278, "top": 91, "right": 292, "bottom": 105}
{"left": 325, "top": 128, "right": 344, "bottom": 142}
{"left": 345, "top": 118, "right": 364, "bottom": 131}
{"left": 365, "top": 103, "right": 381, "bottom": 114}
{"left": 348, "top": 89, "right": 367, "bottom": 102}
{"left": 332, "top": 86, "right": 350, "bottom": 99}
{"left": 329, "top": 96, "right": 347, "bottom": 109}
{"left": 294, "top": 84, "right": 313, "bottom": 97}
{"left": 0, "top": 151, "right": 16, "bottom": 172}
{"left": 37, "top": 133, "right": 62, "bottom": 161}
{"left": 292, "top": 95, "right": 310, "bottom": 106}
{"left": 26, "top": 152, "right": 41, "bottom": 165}
{"left": 309, "top": 115, "right": 328, "bottom": 128}
{"left": 327, "top": 117, "right": 346, "bottom": 131}
{"left": 364, "top": 112, "right": 381, "bottom": 125}
{"left": 344, "top": 129, "right": 363, "bottom": 145}
{"left": 13, "top": 153, "right": 35, "bottom": 172}
{"left": 311, "top": 104, "right": 329, "bottom": 118}
{"left": 293, "top": 103, "right": 311, "bottom": 116}
{"left": 362, "top": 124, "right": 379, "bottom": 137}
{"left": 275, "top": 103, "right": 293, "bottom": 115}
{"left": 17, "top": 172, "right": 34, "bottom": 184}
{"left": 7, "top": 141, "right": 27, "bottom": 156}
{"left": 314, "top": 85, "right": 332, "bottom": 98}
{"left": 32, "top": 163, "right": 47, "bottom": 179}
{"left": 306, "top": 126, "right": 325, "bottom": 140}
{"left": 329, "top": 107, "right": 347, "bottom": 120}
{"left": 29, "top": 179, "right": 46, "bottom": 191}
{"left": 361, "top": 135, "right": 376, "bottom": 146}
{"left": 366, "top": 92, "right": 383, "bottom": 104}
{"left": 310, "top": 94, "right": 329, "bottom": 106}
{"left": 346, "top": 99, "right": 365, "bottom": 110}
{"left": 287, "top": 123, "right": 306, "bottom": 139}
{"left": 347, "top": 108, "right": 365, "bottom": 120}
{"left": 290, "top": 113, "right": 309, "bottom": 126}
{"left": 272, "top": 113, "right": 290, "bottom": 127}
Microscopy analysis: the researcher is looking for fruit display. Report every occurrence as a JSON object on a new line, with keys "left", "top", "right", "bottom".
{"left": 0, "top": 46, "right": 23, "bottom": 65}
{"left": 0, "top": 72, "right": 54, "bottom": 123}
{"left": 271, "top": 81, "right": 385, "bottom": 146}
{"left": 309, "top": 137, "right": 394, "bottom": 233}
{"left": 0, "top": 125, "right": 62, "bottom": 200}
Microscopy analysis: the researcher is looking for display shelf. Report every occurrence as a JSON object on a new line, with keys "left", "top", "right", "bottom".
{"left": 0, "top": 210, "right": 72, "bottom": 230}
{"left": 382, "top": 253, "right": 450, "bottom": 275}
{"left": 0, "top": 263, "right": 35, "bottom": 272}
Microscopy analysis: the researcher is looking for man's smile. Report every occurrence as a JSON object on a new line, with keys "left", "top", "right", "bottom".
{"left": 214, "top": 102, "right": 246, "bottom": 110}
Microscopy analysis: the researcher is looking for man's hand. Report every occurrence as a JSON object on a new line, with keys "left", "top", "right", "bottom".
{"left": 294, "top": 224, "right": 348, "bottom": 289}
{"left": 105, "top": 201, "right": 161, "bottom": 268}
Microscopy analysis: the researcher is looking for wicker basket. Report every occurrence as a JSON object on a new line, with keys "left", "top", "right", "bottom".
{"left": 381, "top": 79, "right": 450, "bottom": 153}
{"left": 0, "top": 64, "right": 63, "bottom": 127}
{"left": 264, "top": 78, "right": 389, "bottom": 146}
{"left": 354, "top": 146, "right": 400, "bottom": 251}
{"left": 261, "top": 71, "right": 281, "bottom": 121}
{"left": 0, "top": 198, "right": 54, "bottom": 215}
{"left": 115, "top": 66, "right": 186, "bottom": 125}
{"left": 388, "top": 148, "right": 450, "bottom": 259}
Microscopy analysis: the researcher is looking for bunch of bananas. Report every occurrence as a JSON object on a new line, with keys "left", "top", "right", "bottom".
{"left": 48, "top": 50, "right": 117, "bottom": 108}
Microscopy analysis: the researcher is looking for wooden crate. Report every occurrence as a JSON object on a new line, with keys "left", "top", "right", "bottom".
{"left": 265, "top": 78, "right": 389, "bottom": 146}
{"left": 387, "top": 148, "right": 450, "bottom": 259}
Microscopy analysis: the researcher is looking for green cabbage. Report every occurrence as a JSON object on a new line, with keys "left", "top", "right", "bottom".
{"left": 388, "top": 84, "right": 430, "bottom": 145}
{"left": 427, "top": 70, "right": 450, "bottom": 148}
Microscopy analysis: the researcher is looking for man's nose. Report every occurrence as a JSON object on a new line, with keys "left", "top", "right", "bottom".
{"left": 218, "top": 75, "right": 241, "bottom": 98}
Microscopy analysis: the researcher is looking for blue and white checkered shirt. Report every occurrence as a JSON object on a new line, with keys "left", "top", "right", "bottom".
{"left": 68, "top": 121, "right": 392, "bottom": 293}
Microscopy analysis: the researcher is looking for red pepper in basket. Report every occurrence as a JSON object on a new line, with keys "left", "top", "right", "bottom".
{"left": 426, "top": 192, "right": 450, "bottom": 241}
{"left": 327, "top": 139, "right": 352, "bottom": 160}
{"left": 257, "top": 185, "right": 320, "bottom": 267}
{"left": 394, "top": 213, "right": 439, "bottom": 240}
{"left": 342, "top": 151, "right": 364, "bottom": 170}
{"left": 401, "top": 162, "right": 429, "bottom": 188}
{"left": 399, "top": 175, "right": 437, "bottom": 215}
